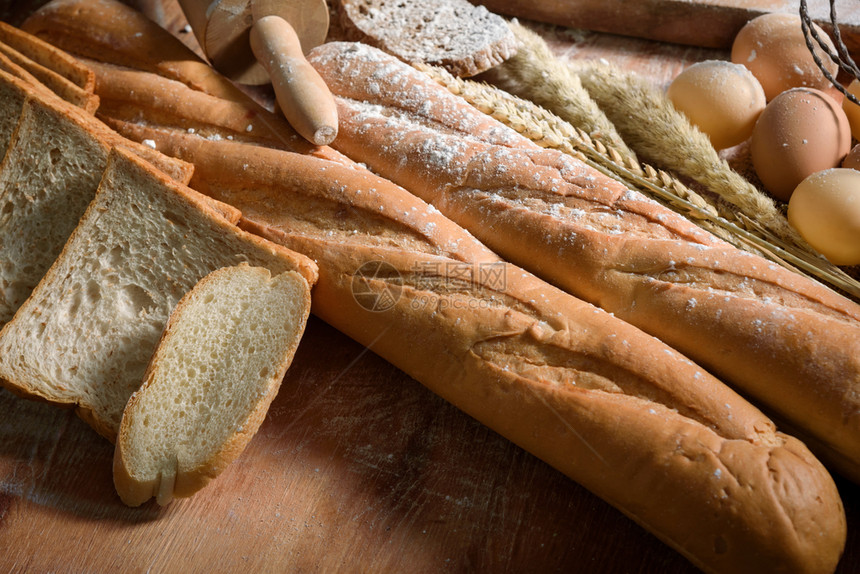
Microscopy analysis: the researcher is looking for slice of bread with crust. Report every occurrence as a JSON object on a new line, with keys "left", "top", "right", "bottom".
{"left": 113, "top": 263, "right": 312, "bottom": 506}
{"left": 0, "top": 147, "right": 317, "bottom": 440}
{"left": 331, "top": 0, "right": 518, "bottom": 76}
{"left": 0, "top": 79, "right": 199, "bottom": 327}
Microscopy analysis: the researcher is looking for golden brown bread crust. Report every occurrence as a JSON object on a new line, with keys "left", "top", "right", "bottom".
{"left": 122, "top": 128, "right": 846, "bottom": 574}
{"left": 308, "top": 41, "right": 860, "bottom": 483}
{"left": 0, "top": 48, "right": 98, "bottom": 114}
{"left": 82, "top": 59, "right": 314, "bottom": 151}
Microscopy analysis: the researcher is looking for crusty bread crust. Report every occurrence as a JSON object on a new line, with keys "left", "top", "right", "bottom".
{"left": 116, "top": 128, "right": 846, "bottom": 574}
{"left": 0, "top": 39, "right": 97, "bottom": 113}
{"left": 0, "top": 18, "right": 93, "bottom": 92}
{"left": 309, "top": 41, "right": 860, "bottom": 484}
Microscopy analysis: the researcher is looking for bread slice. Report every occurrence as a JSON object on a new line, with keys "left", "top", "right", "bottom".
{"left": 113, "top": 263, "right": 312, "bottom": 506}
{"left": 0, "top": 83, "right": 198, "bottom": 327}
{"left": 0, "top": 147, "right": 318, "bottom": 440}
{"left": 331, "top": 0, "right": 517, "bottom": 76}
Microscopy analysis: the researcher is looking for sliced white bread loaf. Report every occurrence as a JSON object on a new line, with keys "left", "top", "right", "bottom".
{"left": 114, "top": 263, "right": 312, "bottom": 507}
{"left": 331, "top": 0, "right": 518, "bottom": 77}
{"left": 0, "top": 82, "right": 198, "bottom": 327}
{"left": 0, "top": 147, "right": 318, "bottom": 440}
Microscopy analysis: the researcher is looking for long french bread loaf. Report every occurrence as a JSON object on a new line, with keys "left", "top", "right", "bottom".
{"left": 307, "top": 41, "right": 860, "bottom": 483}
{"left": 19, "top": 0, "right": 346, "bottom": 164}
{"left": 80, "top": 59, "right": 316, "bottom": 151}
{"left": 114, "top": 125, "right": 847, "bottom": 574}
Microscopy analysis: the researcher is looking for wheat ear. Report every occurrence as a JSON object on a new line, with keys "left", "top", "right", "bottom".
{"left": 480, "top": 22, "right": 637, "bottom": 161}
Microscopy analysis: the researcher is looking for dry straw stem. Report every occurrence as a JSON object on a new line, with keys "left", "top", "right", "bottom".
{"left": 480, "top": 21, "right": 636, "bottom": 161}
{"left": 416, "top": 61, "right": 860, "bottom": 300}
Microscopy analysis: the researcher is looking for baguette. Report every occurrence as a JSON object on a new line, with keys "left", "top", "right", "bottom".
{"left": 82, "top": 59, "right": 310, "bottom": 151}
{"left": 308, "top": 42, "right": 860, "bottom": 483}
{"left": 114, "top": 263, "right": 312, "bottom": 506}
{"left": 0, "top": 74, "right": 198, "bottom": 326}
{"left": 19, "top": 0, "right": 346, "bottom": 163}
{"left": 121, "top": 128, "right": 846, "bottom": 574}
{"left": 0, "top": 147, "right": 318, "bottom": 440}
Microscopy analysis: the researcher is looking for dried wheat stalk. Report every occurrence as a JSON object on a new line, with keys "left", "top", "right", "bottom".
{"left": 480, "top": 22, "right": 637, "bottom": 160}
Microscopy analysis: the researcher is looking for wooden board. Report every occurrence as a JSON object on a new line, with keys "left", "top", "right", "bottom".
{"left": 1, "top": 2, "right": 859, "bottom": 573}
{"left": 474, "top": 0, "right": 860, "bottom": 51}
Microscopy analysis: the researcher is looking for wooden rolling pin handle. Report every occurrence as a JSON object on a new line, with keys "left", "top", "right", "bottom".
{"left": 250, "top": 14, "right": 338, "bottom": 146}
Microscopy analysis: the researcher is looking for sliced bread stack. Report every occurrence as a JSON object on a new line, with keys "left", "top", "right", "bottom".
{"left": 0, "top": 18, "right": 97, "bottom": 112}
{"left": 0, "top": 76, "right": 196, "bottom": 327}
{"left": 0, "top": 18, "right": 321, "bottom": 507}
{"left": 0, "top": 18, "right": 96, "bottom": 155}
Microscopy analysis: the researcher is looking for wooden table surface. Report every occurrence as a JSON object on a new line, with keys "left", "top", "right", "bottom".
{"left": 0, "top": 1, "right": 858, "bottom": 572}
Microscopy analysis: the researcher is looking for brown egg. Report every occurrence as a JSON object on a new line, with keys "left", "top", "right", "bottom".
{"left": 750, "top": 87, "right": 851, "bottom": 201}
{"left": 788, "top": 168, "right": 860, "bottom": 265}
{"left": 667, "top": 60, "right": 766, "bottom": 150}
{"left": 731, "top": 13, "right": 838, "bottom": 101}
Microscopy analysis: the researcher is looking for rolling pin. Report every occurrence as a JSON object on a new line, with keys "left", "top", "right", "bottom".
{"left": 177, "top": 0, "right": 337, "bottom": 145}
